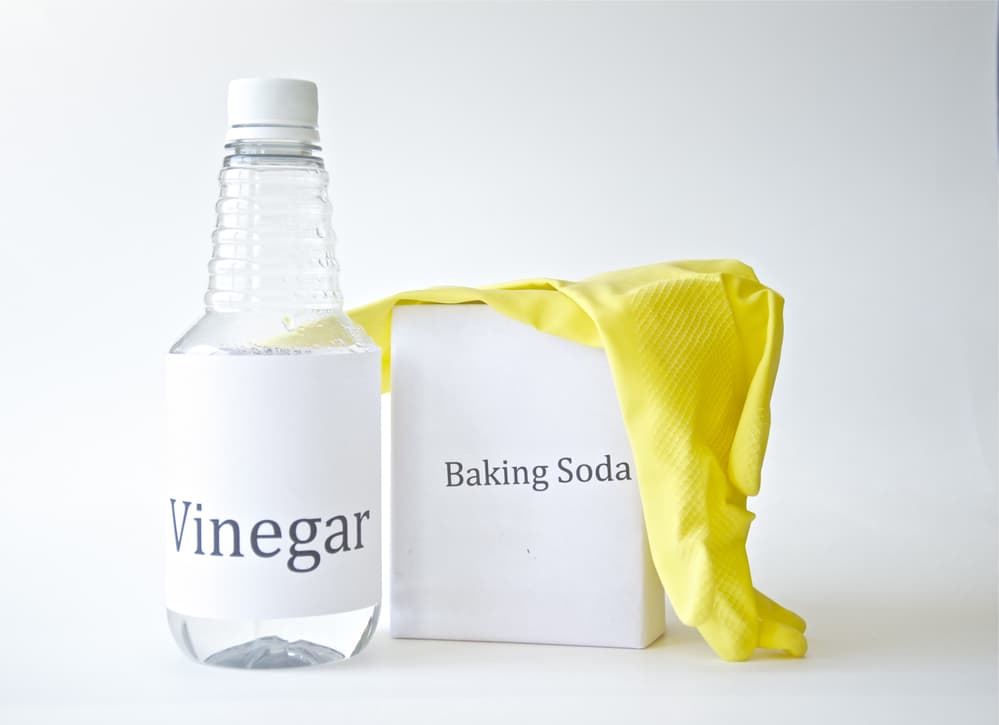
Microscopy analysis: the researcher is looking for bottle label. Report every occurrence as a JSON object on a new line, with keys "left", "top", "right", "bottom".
{"left": 164, "top": 351, "right": 381, "bottom": 620}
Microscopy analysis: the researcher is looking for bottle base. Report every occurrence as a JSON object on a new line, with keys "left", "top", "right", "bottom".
{"left": 167, "top": 604, "right": 379, "bottom": 669}
{"left": 204, "top": 635, "right": 344, "bottom": 668}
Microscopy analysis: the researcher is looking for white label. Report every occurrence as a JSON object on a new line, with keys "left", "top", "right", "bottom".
{"left": 164, "top": 351, "right": 381, "bottom": 620}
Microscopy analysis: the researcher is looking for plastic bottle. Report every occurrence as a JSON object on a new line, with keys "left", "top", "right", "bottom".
{"left": 164, "top": 78, "right": 380, "bottom": 668}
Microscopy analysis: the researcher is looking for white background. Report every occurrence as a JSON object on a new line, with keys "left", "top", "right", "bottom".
{"left": 0, "top": 1, "right": 995, "bottom": 723}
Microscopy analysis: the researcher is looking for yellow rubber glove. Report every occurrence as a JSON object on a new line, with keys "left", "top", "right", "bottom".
{"left": 295, "top": 259, "right": 807, "bottom": 661}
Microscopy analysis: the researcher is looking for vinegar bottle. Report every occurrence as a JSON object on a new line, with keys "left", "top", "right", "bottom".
{"left": 164, "top": 78, "right": 381, "bottom": 668}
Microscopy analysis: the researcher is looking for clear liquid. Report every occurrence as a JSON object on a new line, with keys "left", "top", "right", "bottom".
{"left": 167, "top": 604, "right": 380, "bottom": 668}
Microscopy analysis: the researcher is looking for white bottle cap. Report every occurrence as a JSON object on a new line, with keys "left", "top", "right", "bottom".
{"left": 225, "top": 78, "right": 320, "bottom": 145}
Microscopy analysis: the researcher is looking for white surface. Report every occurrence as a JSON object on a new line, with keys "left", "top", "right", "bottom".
{"left": 0, "top": 1, "right": 995, "bottom": 723}
{"left": 391, "top": 305, "right": 663, "bottom": 648}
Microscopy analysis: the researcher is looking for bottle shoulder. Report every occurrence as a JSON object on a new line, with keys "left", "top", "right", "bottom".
{"left": 170, "top": 309, "right": 378, "bottom": 355}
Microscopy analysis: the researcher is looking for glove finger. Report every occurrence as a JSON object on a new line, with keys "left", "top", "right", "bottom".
{"left": 758, "top": 618, "right": 808, "bottom": 657}
{"left": 755, "top": 589, "right": 807, "bottom": 633}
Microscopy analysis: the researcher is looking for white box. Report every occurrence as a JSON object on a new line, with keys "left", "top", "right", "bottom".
{"left": 390, "top": 304, "right": 665, "bottom": 648}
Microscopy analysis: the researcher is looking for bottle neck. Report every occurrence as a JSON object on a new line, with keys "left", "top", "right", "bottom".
{"left": 204, "top": 139, "right": 344, "bottom": 316}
